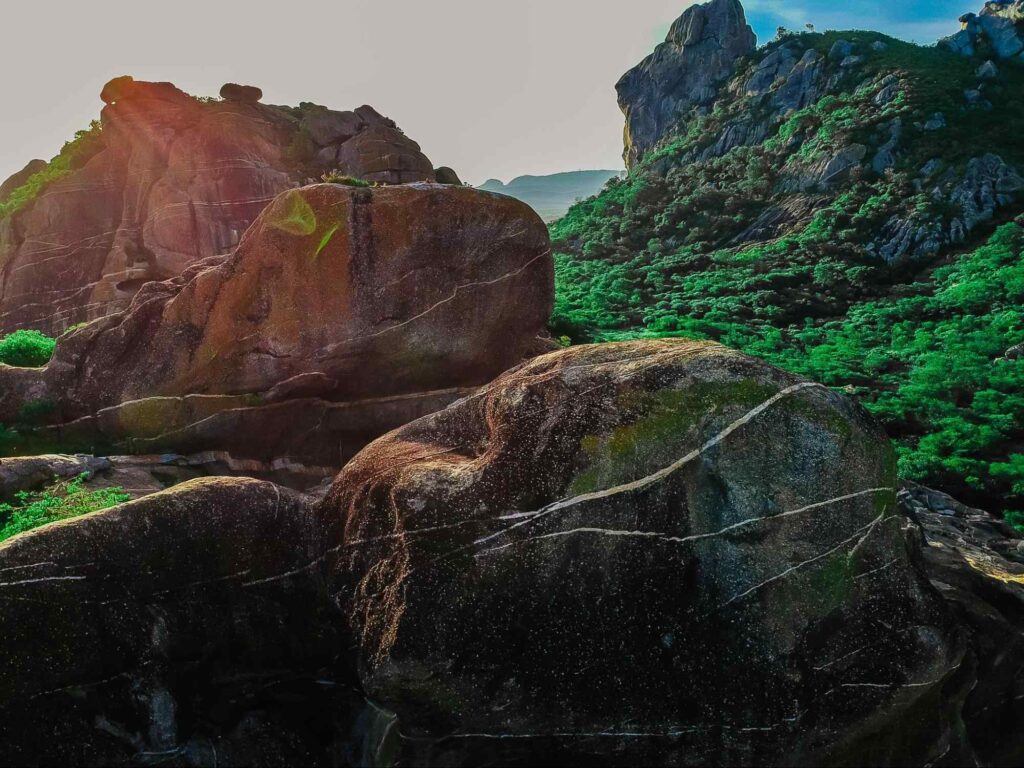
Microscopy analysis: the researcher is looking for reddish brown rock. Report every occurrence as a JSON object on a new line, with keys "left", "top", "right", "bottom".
{"left": 0, "top": 183, "right": 553, "bottom": 468}
{"left": 0, "top": 78, "right": 442, "bottom": 335}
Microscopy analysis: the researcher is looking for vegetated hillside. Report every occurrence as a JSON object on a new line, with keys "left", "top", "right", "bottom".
{"left": 479, "top": 170, "right": 622, "bottom": 221}
{"left": 551, "top": 24, "right": 1024, "bottom": 518}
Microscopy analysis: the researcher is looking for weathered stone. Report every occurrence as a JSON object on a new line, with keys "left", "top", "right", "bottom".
{"left": 433, "top": 166, "right": 463, "bottom": 185}
{"left": 219, "top": 82, "right": 263, "bottom": 103}
{"left": 0, "top": 80, "right": 439, "bottom": 335}
{"left": 302, "top": 109, "right": 365, "bottom": 146}
{"left": 828, "top": 39, "right": 854, "bottom": 61}
{"left": 0, "top": 184, "right": 554, "bottom": 468}
{"left": 0, "top": 454, "right": 110, "bottom": 501}
{"left": 773, "top": 49, "right": 824, "bottom": 113}
{"left": 616, "top": 0, "right": 756, "bottom": 167}
{"left": 923, "top": 112, "right": 947, "bottom": 131}
{"left": 331, "top": 339, "right": 968, "bottom": 767}
{"left": 335, "top": 125, "right": 436, "bottom": 184}
{"left": 977, "top": 59, "right": 1000, "bottom": 78}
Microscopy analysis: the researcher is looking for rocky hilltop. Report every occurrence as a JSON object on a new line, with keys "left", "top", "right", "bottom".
{"left": 616, "top": 0, "right": 756, "bottom": 167}
{"left": 555, "top": 0, "right": 1024, "bottom": 516}
{"left": 0, "top": 77, "right": 443, "bottom": 335}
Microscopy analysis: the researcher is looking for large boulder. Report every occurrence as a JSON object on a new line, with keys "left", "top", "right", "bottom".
{"left": 616, "top": 0, "right": 756, "bottom": 167}
{"left": 0, "top": 183, "right": 554, "bottom": 469}
{"left": 0, "top": 477, "right": 359, "bottom": 765}
{"left": 0, "top": 78, "right": 443, "bottom": 335}
{"left": 329, "top": 339, "right": 970, "bottom": 766}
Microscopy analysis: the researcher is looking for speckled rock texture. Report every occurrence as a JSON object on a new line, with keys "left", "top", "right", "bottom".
{"left": 0, "top": 340, "right": 1022, "bottom": 765}
{"left": 0, "top": 183, "right": 554, "bottom": 468}
{"left": 328, "top": 340, "right": 972, "bottom": 767}
{"left": 0, "top": 477, "right": 359, "bottom": 766}
{"left": 616, "top": 0, "right": 756, "bottom": 167}
{"left": 0, "top": 78, "right": 439, "bottom": 335}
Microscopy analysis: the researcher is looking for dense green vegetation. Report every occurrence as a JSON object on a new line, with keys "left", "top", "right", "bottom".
{"left": 551, "top": 31, "right": 1024, "bottom": 522}
{"left": 0, "top": 330, "right": 56, "bottom": 368}
{"left": 0, "top": 473, "right": 129, "bottom": 543}
{"left": 0, "top": 121, "right": 103, "bottom": 219}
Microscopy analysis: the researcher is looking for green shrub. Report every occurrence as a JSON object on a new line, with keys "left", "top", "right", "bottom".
{"left": 0, "top": 473, "right": 130, "bottom": 542}
{"left": 0, "top": 330, "right": 56, "bottom": 367}
{"left": 0, "top": 121, "right": 103, "bottom": 219}
{"left": 321, "top": 171, "right": 371, "bottom": 187}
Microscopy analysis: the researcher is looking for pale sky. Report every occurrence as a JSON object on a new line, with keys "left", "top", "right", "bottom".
{"left": 0, "top": 1, "right": 965, "bottom": 186}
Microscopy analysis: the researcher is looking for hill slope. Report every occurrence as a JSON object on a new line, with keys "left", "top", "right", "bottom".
{"left": 551, "top": 0, "right": 1024, "bottom": 516}
{"left": 479, "top": 170, "right": 622, "bottom": 221}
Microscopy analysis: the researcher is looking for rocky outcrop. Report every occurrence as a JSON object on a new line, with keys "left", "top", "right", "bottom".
{"left": 616, "top": 0, "right": 755, "bottom": 167}
{"left": 329, "top": 339, "right": 975, "bottom": 766}
{"left": 869, "top": 152, "right": 1024, "bottom": 263}
{"left": 0, "top": 78, "right": 439, "bottom": 335}
{"left": 0, "top": 183, "right": 554, "bottom": 469}
{"left": 943, "top": 2, "right": 1024, "bottom": 60}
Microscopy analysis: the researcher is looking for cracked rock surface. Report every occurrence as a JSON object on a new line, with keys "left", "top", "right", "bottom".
{"left": 0, "top": 183, "right": 554, "bottom": 469}
{"left": 0, "top": 340, "right": 1021, "bottom": 765}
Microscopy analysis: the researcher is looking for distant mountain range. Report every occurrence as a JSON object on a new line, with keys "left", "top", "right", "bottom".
{"left": 478, "top": 170, "right": 622, "bottom": 222}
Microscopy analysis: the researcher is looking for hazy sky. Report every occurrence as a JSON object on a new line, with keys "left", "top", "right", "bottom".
{"left": 0, "top": 1, "right": 967, "bottom": 185}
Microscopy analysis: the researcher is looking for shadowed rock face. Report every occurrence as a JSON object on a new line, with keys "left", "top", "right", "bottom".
{"left": 0, "top": 78, "right": 439, "bottom": 335}
{"left": 0, "top": 477, "right": 361, "bottom": 766}
{"left": 0, "top": 183, "right": 554, "bottom": 469}
{"left": 0, "top": 341, "right": 1021, "bottom": 765}
{"left": 616, "top": 0, "right": 756, "bottom": 167}
{"left": 327, "top": 340, "right": 969, "bottom": 766}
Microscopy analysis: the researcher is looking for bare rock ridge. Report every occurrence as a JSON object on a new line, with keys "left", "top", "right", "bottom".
{"left": 616, "top": 0, "right": 756, "bottom": 167}
{"left": 0, "top": 77, "right": 444, "bottom": 335}
{"left": 0, "top": 341, "right": 1020, "bottom": 765}
{"left": 944, "top": 1, "right": 1024, "bottom": 59}
{"left": 0, "top": 183, "right": 554, "bottom": 470}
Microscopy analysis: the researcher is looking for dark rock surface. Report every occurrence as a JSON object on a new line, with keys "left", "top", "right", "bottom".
{"left": 0, "top": 340, "right": 1021, "bottom": 765}
{"left": 329, "top": 340, "right": 972, "bottom": 766}
{"left": 616, "top": 0, "right": 756, "bottom": 167}
{"left": 0, "top": 477, "right": 360, "bottom": 766}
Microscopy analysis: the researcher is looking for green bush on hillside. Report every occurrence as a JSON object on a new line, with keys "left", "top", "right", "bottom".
{"left": 0, "top": 121, "right": 103, "bottom": 219}
{"left": 0, "top": 473, "right": 130, "bottom": 543}
{"left": 0, "top": 330, "right": 56, "bottom": 367}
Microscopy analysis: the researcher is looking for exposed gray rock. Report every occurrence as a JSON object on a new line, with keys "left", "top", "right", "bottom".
{"left": 873, "top": 74, "right": 901, "bottom": 106}
{"left": 977, "top": 59, "right": 1000, "bottom": 78}
{"left": 941, "top": 29, "right": 976, "bottom": 57}
{"left": 979, "top": 12, "right": 1024, "bottom": 58}
{"left": 840, "top": 54, "right": 864, "bottom": 67}
{"left": 616, "top": 0, "right": 756, "bottom": 167}
{"left": 1006, "top": 342, "right": 1024, "bottom": 360}
{"left": 950, "top": 153, "right": 1024, "bottom": 231}
{"left": 872, "top": 119, "right": 902, "bottom": 174}
{"left": 871, "top": 40, "right": 889, "bottom": 51}
{"left": 829, "top": 39, "right": 854, "bottom": 60}
{"left": 923, "top": 112, "right": 947, "bottom": 131}
{"left": 744, "top": 45, "right": 796, "bottom": 95}
{"left": 920, "top": 158, "right": 945, "bottom": 178}
{"left": 774, "top": 49, "right": 824, "bottom": 113}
